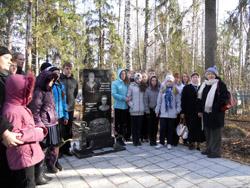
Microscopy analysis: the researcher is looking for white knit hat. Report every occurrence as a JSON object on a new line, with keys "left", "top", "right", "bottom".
{"left": 165, "top": 74, "right": 175, "bottom": 82}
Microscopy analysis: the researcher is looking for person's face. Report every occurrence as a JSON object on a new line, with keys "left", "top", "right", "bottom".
{"left": 151, "top": 77, "right": 157, "bottom": 87}
{"left": 175, "top": 76, "right": 181, "bottom": 84}
{"left": 191, "top": 75, "right": 199, "bottom": 84}
{"left": 142, "top": 73, "right": 148, "bottom": 83}
{"left": 63, "top": 66, "right": 72, "bottom": 77}
{"left": 16, "top": 54, "right": 25, "bottom": 68}
{"left": 136, "top": 77, "right": 142, "bottom": 84}
{"left": 182, "top": 74, "right": 189, "bottom": 83}
{"left": 49, "top": 79, "right": 54, "bottom": 87}
{"left": 101, "top": 97, "right": 107, "bottom": 105}
{"left": 0, "top": 54, "right": 12, "bottom": 70}
{"left": 53, "top": 70, "right": 60, "bottom": 80}
{"left": 88, "top": 73, "right": 95, "bottom": 82}
{"left": 9, "top": 63, "right": 17, "bottom": 75}
{"left": 206, "top": 72, "right": 216, "bottom": 80}
{"left": 120, "top": 71, "right": 126, "bottom": 81}
{"left": 166, "top": 80, "right": 174, "bottom": 87}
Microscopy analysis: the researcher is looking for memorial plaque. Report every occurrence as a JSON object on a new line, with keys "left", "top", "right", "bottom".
{"left": 82, "top": 69, "right": 114, "bottom": 150}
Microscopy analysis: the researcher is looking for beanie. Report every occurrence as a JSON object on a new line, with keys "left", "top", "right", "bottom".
{"left": 0, "top": 46, "right": 11, "bottom": 56}
{"left": 206, "top": 66, "right": 218, "bottom": 76}
{"left": 40, "top": 62, "right": 52, "bottom": 72}
{"left": 164, "top": 74, "right": 175, "bottom": 82}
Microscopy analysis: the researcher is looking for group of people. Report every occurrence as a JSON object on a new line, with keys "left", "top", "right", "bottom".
{"left": 0, "top": 46, "right": 78, "bottom": 188}
{"left": 112, "top": 66, "right": 229, "bottom": 157}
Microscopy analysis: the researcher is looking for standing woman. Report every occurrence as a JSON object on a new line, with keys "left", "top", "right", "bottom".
{"left": 197, "top": 66, "right": 229, "bottom": 158}
{"left": 112, "top": 69, "right": 129, "bottom": 146}
{"left": 181, "top": 73, "right": 205, "bottom": 150}
{"left": 127, "top": 73, "right": 145, "bottom": 146}
{"left": 182, "top": 73, "right": 190, "bottom": 85}
{"left": 29, "top": 70, "right": 61, "bottom": 173}
{"left": 141, "top": 72, "right": 149, "bottom": 142}
{"left": 144, "top": 76, "right": 160, "bottom": 146}
{"left": 155, "top": 74, "right": 181, "bottom": 149}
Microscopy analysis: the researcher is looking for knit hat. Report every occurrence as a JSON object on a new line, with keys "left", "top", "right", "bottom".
{"left": 48, "top": 66, "right": 60, "bottom": 72}
{"left": 165, "top": 74, "right": 175, "bottom": 82}
{"left": 40, "top": 62, "right": 52, "bottom": 72}
{"left": 206, "top": 66, "right": 218, "bottom": 76}
{"left": 0, "top": 46, "right": 11, "bottom": 56}
{"left": 134, "top": 73, "right": 142, "bottom": 82}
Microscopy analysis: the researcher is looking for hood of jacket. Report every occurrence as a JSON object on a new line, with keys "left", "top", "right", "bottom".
{"left": 36, "top": 70, "right": 58, "bottom": 91}
{"left": 117, "top": 68, "right": 126, "bottom": 82}
{"left": 5, "top": 74, "right": 35, "bottom": 106}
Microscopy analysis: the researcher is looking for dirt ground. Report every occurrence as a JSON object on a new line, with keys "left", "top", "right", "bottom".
{"left": 221, "top": 120, "right": 250, "bottom": 165}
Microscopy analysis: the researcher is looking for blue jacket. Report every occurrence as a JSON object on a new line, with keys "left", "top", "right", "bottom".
{"left": 52, "top": 81, "right": 69, "bottom": 120}
{"left": 112, "top": 69, "right": 128, "bottom": 110}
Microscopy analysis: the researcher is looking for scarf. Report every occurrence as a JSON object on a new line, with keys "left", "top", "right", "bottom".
{"left": 198, "top": 79, "right": 219, "bottom": 113}
{"left": 164, "top": 86, "right": 173, "bottom": 111}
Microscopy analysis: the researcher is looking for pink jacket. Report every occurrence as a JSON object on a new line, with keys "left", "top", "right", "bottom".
{"left": 2, "top": 74, "right": 47, "bottom": 170}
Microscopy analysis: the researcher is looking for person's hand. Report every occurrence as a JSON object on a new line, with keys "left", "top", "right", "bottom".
{"left": 64, "top": 119, "right": 68, "bottom": 125}
{"left": 2, "top": 130, "right": 24, "bottom": 147}
{"left": 180, "top": 114, "right": 185, "bottom": 119}
{"left": 125, "top": 97, "right": 130, "bottom": 102}
{"left": 198, "top": 112, "right": 203, "bottom": 118}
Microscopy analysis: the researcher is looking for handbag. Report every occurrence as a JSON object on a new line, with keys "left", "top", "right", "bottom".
{"left": 176, "top": 119, "right": 189, "bottom": 139}
{"left": 221, "top": 92, "right": 237, "bottom": 111}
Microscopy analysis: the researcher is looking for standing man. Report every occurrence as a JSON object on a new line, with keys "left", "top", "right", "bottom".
{"left": 12, "top": 52, "right": 25, "bottom": 75}
{"left": 60, "top": 62, "right": 78, "bottom": 156}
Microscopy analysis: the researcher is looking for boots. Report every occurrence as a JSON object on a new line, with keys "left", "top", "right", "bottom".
{"left": 35, "top": 160, "right": 52, "bottom": 185}
{"left": 116, "top": 136, "right": 126, "bottom": 146}
{"left": 55, "top": 160, "right": 63, "bottom": 171}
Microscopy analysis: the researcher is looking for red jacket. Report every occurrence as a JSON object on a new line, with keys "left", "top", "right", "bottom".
{"left": 2, "top": 74, "right": 47, "bottom": 170}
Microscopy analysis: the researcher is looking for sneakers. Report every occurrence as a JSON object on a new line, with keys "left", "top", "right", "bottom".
{"left": 155, "top": 144, "right": 164, "bottom": 149}
{"left": 167, "top": 144, "right": 172, "bottom": 150}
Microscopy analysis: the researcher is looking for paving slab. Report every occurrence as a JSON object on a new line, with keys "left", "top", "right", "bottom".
{"left": 38, "top": 143, "right": 250, "bottom": 188}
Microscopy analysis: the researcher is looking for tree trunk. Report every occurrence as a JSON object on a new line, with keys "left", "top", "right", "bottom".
{"left": 98, "top": 7, "right": 104, "bottom": 68}
{"left": 25, "top": 0, "right": 33, "bottom": 71}
{"left": 125, "top": 0, "right": 131, "bottom": 70}
{"left": 205, "top": 0, "right": 216, "bottom": 69}
{"left": 35, "top": 0, "right": 39, "bottom": 76}
{"left": 118, "top": 0, "right": 121, "bottom": 35}
{"left": 143, "top": 0, "right": 149, "bottom": 70}
{"left": 136, "top": 0, "right": 141, "bottom": 70}
{"left": 238, "top": 2, "right": 243, "bottom": 90}
{"left": 244, "top": 2, "right": 250, "bottom": 90}
{"left": 6, "top": 11, "right": 14, "bottom": 50}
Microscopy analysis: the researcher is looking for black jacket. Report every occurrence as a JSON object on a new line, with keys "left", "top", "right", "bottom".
{"left": 198, "top": 79, "right": 229, "bottom": 129}
{"left": 181, "top": 84, "right": 199, "bottom": 115}
{"left": 60, "top": 73, "right": 78, "bottom": 112}
{"left": 0, "top": 70, "right": 12, "bottom": 137}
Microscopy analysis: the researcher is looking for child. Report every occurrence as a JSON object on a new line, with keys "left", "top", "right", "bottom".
{"left": 2, "top": 74, "right": 47, "bottom": 188}
{"left": 29, "top": 69, "right": 61, "bottom": 174}
{"left": 155, "top": 74, "right": 181, "bottom": 149}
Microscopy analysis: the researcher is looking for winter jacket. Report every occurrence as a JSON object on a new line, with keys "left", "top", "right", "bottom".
{"left": 175, "top": 83, "right": 184, "bottom": 95}
{"left": 29, "top": 71, "right": 58, "bottom": 127}
{"left": 112, "top": 69, "right": 128, "bottom": 110}
{"left": 127, "top": 82, "right": 145, "bottom": 116}
{"left": 0, "top": 70, "right": 12, "bottom": 136}
{"left": 155, "top": 87, "right": 181, "bottom": 119}
{"left": 2, "top": 74, "right": 46, "bottom": 170}
{"left": 197, "top": 79, "right": 229, "bottom": 129}
{"left": 52, "top": 81, "right": 69, "bottom": 120}
{"left": 181, "top": 84, "right": 199, "bottom": 116}
{"left": 144, "top": 77, "right": 160, "bottom": 114}
{"left": 60, "top": 74, "right": 78, "bottom": 112}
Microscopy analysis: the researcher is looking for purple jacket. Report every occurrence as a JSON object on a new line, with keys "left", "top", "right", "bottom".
{"left": 29, "top": 71, "right": 58, "bottom": 127}
{"left": 2, "top": 74, "right": 46, "bottom": 170}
